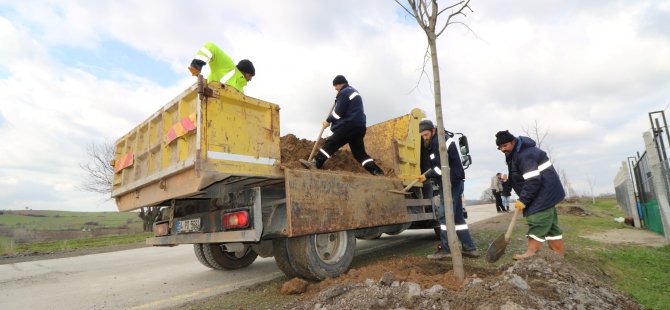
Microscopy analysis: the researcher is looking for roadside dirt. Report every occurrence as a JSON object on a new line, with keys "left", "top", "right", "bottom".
{"left": 0, "top": 242, "right": 149, "bottom": 265}
{"left": 278, "top": 211, "right": 647, "bottom": 309}
{"left": 280, "top": 134, "right": 396, "bottom": 177}
{"left": 584, "top": 228, "right": 667, "bottom": 248}
{"left": 284, "top": 251, "right": 644, "bottom": 310}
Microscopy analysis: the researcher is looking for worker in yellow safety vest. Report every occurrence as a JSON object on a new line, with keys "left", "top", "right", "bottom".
{"left": 187, "top": 42, "right": 255, "bottom": 93}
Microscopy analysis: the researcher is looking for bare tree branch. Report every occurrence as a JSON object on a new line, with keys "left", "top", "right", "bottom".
{"left": 79, "top": 141, "right": 115, "bottom": 195}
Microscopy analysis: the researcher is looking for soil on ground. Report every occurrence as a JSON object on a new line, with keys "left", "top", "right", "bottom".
{"left": 280, "top": 134, "right": 396, "bottom": 177}
{"left": 283, "top": 251, "right": 644, "bottom": 310}
{"left": 584, "top": 228, "right": 667, "bottom": 248}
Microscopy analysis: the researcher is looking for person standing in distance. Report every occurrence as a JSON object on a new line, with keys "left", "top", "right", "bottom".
{"left": 495, "top": 130, "right": 565, "bottom": 259}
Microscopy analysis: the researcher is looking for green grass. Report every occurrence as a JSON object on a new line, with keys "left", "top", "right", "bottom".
{"left": 0, "top": 210, "right": 143, "bottom": 231}
{"left": 598, "top": 246, "right": 670, "bottom": 309}
{"left": 556, "top": 199, "right": 669, "bottom": 309}
{"left": 1, "top": 232, "right": 153, "bottom": 256}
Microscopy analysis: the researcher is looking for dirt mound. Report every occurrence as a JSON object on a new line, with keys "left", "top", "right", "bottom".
{"left": 558, "top": 205, "right": 591, "bottom": 216}
{"left": 280, "top": 134, "right": 395, "bottom": 177}
{"left": 288, "top": 252, "right": 644, "bottom": 310}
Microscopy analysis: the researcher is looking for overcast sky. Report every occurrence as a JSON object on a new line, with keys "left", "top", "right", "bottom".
{"left": 1, "top": 1, "right": 669, "bottom": 212}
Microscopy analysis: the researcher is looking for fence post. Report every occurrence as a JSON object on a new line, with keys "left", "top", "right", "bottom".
{"left": 643, "top": 131, "right": 670, "bottom": 243}
{"left": 614, "top": 161, "right": 641, "bottom": 227}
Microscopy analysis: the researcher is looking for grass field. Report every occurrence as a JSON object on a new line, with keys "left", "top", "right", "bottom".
{"left": 1, "top": 232, "right": 153, "bottom": 256}
{"left": 0, "top": 210, "right": 147, "bottom": 256}
{"left": 0, "top": 210, "right": 143, "bottom": 231}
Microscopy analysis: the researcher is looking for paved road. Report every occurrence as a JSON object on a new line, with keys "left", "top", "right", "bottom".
{"left": 0, "top": 204, "right": 496, "bottom": 310}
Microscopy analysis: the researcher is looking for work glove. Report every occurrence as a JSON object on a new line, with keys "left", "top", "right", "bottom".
{"left": 188, "top": 59, "right": 206, "bottom": 76}
{"left": 515, "top": 200, "right": 525, "bottom": 210}
{"left": 322, "top": 121, "right": 330, "bottom": 128}
{"left": 416, "top": 175, "right": 426, "bottom": 182}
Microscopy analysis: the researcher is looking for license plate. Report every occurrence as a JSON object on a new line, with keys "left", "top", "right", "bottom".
{"left": 176, "top": 218, "right": 201, "bottom": 233}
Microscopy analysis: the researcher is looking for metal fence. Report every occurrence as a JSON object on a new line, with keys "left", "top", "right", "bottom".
{"left": 614, "top": 110, "right": 670, "bottom": 239}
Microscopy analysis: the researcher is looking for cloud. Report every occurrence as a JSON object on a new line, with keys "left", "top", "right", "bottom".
{"left": 0, "top": 0, "right": 669, "bottom": 211}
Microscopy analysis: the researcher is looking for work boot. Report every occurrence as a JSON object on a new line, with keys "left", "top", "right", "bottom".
{"left": 513, "top": 238, "right": 543, "bottom": 260}
{"left": 427, "top": 252, "right": 451, "bottom": 260}
{"left": 299, "top": 159, "right": 316, "bottom": 169}
{"left": 548, "top": 239, "right": 564, "bottom": 257}
{"left": 364, "top": 162, "right": 384, "bottom": 176}
{"left": 462, "top": 249, "right": 481, "bottom": 258}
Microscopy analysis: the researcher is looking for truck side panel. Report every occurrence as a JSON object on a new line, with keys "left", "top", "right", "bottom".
{"left": 284, "top": 169, "right": 408, "bottom": 237}
{"left": 112, "top": 81, "right": 282, "bottom": 212}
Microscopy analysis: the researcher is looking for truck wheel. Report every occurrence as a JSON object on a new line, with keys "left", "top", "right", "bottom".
{"left": 288, "top": 230, "right": 356, "bottom": 281}
{"left": 271, "top": 238, "right": 301, "bottom": 278}
{"left": 193, "top": 243, "right": 214, "bottom": 269}
{"left": 385, "top": 223, "right": 411, "bottom": 236}
{"left": 357, "top": 231, "right": 383, "bottom": 240}
{"left": 201, "top": 243, "right": 258, "bottom": 270}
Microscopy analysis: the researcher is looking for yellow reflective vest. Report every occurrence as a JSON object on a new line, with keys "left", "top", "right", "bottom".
{"left": 194, "top": 42, "right": 248, "bottom": 93}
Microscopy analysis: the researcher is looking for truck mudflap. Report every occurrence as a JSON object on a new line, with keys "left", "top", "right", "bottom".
{"left": 284, "top": 168, "right": 410, "bottom": 237}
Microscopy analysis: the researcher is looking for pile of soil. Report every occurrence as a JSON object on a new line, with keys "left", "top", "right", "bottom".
{"left": 558, "top": 205, "right": 591, "bottom": 216}
{"left": 279, "top": 134, "right": 395, "bottom": 177}
{"left": 285, "top": 252, "right": 644, "bottom": 310}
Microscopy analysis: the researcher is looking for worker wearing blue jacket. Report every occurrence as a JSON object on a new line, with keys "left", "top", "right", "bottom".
{"left": 496, "top": 130, "right": 565, "bottom": 259}
{"left": 304, "top": 75, "right": 384, "bottom": 176}
{"left": 419, "top": 120, "right": 479, "bottom": 259}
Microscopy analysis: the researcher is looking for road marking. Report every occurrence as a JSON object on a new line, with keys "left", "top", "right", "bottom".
{"left": 126, "top": 271, "right": 284, "bottom": 310}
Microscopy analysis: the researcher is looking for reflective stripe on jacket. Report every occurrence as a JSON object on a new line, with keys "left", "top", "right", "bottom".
{"left": 195, "top": 42, "right": 248, "bottom": 93}
{"left": 506, "top": 136, "right": 565, "bottom": 217}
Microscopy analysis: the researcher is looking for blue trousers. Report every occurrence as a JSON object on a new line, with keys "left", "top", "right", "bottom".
{"left": 436, "top": 179, "right": 476, "bottom": 252}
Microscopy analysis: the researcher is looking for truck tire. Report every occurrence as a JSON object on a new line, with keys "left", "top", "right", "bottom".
{"left": 385, "top": 223, "right": 411, "bottom": 236}
{"left": 201, "top": 243, "right": 258, "bottom": 270}
{"left": 357, "top": 231, "right": 383, "bottom": 240}
{"left": 287, "top": 230, "right": 356, "bottom": 281}
{"left": 271, "top": 238, "right": 301, "bottom": 278}
{"left": 193, "top": 243, "right": 214, "bottom": 269}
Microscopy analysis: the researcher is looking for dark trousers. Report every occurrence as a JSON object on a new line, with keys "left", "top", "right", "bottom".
{"left": 492, "top": 190, "right": 504, "bottom": 212}
{"left": 436, "top": 180, "right": 476, "bottom": 252}
{"left": 316, "top": 125, "right": 383, "bottom": 175}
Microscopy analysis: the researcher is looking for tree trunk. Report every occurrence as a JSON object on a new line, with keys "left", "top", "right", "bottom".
{"left": 428, "top": 32, "right": 465, "bottom": 281}
{"left": 138, "top": 207, "right": 161, "bottom": 232}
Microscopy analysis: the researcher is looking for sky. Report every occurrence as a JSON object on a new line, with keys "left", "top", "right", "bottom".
{"left": 0, "top": 0, "right": 669, "bottom": 212}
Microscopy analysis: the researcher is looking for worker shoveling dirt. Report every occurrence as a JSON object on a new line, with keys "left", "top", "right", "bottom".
{"left": 280, "top": 134, "right": 395, "bottom": 176}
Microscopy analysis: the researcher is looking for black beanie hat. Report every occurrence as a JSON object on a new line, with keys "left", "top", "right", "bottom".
{"left": 332, "top": 75, "right": 348, "bottom": 86}
{"left": 495, "top": 130, "right": 516, "bottom": 146}
{"left": 419, "top": 120, "right": 435, "bottom": 132}
{"left": 237, "top": 59, "right": 255, "bottom": 76}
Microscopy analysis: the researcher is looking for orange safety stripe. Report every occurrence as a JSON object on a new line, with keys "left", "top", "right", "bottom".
{"left": 114, "top": 152, "right": 134, "bottom": 174}
{"left": 165, "top": 113, "right": 197, "bottom": 144}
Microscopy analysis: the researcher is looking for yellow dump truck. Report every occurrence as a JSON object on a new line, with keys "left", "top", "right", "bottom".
{"left": 111, "top": 77, "right": 446, "bottom": 280}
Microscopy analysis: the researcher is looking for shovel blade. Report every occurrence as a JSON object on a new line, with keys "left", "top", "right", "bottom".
{"left": 486, "top": 233, "right": 509, "bottom": 263}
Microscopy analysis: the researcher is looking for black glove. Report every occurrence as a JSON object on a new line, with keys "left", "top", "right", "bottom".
{"left": 188, "top": 59, "right": 206, "bottom": 76}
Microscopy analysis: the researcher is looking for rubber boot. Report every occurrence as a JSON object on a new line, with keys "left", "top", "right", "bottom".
{"left": 513, "top": 238, "right": 542, "bottom": 260}
{"left": 548, "top": 239, "right": 564, "bottom": 257}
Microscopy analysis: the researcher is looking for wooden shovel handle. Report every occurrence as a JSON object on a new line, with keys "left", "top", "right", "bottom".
{"left": 307, "top": 101, "right": 337, "bottom": 161}
{"left": 504, "top": 207, "right": 520, "bottom": 242}
{"left": 400, "top": 170, "right": 430, "bottom": 192}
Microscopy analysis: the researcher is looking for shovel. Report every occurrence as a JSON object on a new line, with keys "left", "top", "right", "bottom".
{"left": 306, "top": 101, "right": 337, "bottom": 162}
{"left": 486, "top": 206, "right": 520, "bottom": 263}
{"left": 388, "top": 171, "right": 428, "bottom": 195}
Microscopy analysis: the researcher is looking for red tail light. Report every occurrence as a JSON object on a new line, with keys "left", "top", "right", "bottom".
{"left": 223, "top": 211, "right": 250, "bottom": 229}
